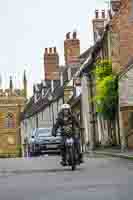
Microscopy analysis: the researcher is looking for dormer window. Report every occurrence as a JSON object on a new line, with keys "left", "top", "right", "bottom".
{"left": 34, "top": 93, "right": 38, "bottom": 103}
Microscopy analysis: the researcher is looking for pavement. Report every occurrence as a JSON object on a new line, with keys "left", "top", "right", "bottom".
{"left": 0, "top": 155, "right": 133, "bottom": 199}
{"left": 88, "top": 148, "right": 133, "bottom": 160}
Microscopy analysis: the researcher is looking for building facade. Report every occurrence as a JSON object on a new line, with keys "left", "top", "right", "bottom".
{"left": 109, "top": 0, "right": 133, "bottom": 150}
{"left": 0, "top": 73, "right": 27, "bottom": 157}
{"left": 21, "top": 82, "right": 64, "bottom": 156}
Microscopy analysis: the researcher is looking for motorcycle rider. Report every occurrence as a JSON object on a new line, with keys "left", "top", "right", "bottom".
{"left": 52, "top": 103, "right": 83, "bottom": 166}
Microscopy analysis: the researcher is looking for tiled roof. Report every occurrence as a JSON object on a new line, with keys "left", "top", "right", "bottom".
{"left": 68, "top": 94, "right": 81, "bottom": 108}
{"left": 21, "top": 86, "right": 64, "bottom": 120}
{"left": 78, "top": 30, "right": 108, "bottom": 77}
{"left": 119, "top": 57, "right": 133, "bottom": 79}
{"left": 79, "top": 46, "right": 94, "bottom": 61}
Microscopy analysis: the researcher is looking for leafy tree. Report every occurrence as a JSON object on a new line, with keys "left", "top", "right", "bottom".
{"left": 93, "top": 60, "right": 118, "bottom": 120}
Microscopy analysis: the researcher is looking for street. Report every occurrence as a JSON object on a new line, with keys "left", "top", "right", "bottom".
{"left": 0, "top": 155, "right": 132, "bottom": 200}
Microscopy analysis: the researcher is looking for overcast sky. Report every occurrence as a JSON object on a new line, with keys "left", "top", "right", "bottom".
{"left": 0, "top": 0, "right": 107, "bottom": 96}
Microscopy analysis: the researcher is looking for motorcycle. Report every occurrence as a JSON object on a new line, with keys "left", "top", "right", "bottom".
{"left": 65, "top": 134, "right": 79, "bottom": 171}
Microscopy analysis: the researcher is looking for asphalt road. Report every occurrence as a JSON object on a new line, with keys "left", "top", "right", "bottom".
{"left": 0, "top": 155, "right": 133, "bottom": 200}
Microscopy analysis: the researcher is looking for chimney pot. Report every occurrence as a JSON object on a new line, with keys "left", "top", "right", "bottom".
{"left": 45, "top": 48, "right": 48, "bottom": 54}
{"left": 49, "top": 48, "right": 52, "bottom": 54}
{"left": 108, "top": 9, "right": 112, "bottom": 19}
{"left": 66, "top": 32, "right": 70, "bottom": 39}
{"left": 53, "top": 47, "right": 56, "bottom": 53}
{"left": 95, "top": 10, "right": 99, "bottom": 19}
{"left": 73, "top": 31, "right": 77, "bottom": 39}
{"left": 102, "top": 10, "right": 105, "bottom": 18}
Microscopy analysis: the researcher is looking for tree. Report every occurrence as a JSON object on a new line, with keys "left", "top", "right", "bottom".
{"left": 94, "top": 60, "right": 118, "bottom": 119}
{"left": 93, "top": 60, "right": 118, "bottom": 145}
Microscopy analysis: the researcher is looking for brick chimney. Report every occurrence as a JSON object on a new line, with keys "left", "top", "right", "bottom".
{"left": 44, "top": 47, "right": 59, "bottom": 81}
{"left": 111, "top": 0, "right": 121, "bottom": 12}
{"left": 64, "top": 31, "right": 80, "bottom": 66}
{"left": 92, "top": 10, "right": 107, "bottom": 43}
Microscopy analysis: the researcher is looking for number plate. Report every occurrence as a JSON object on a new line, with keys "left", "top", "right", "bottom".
{"left": 66, "top": 138, "right": 74, "bottom": 144}
{"left": 46, "top": 144, "right": 57, "bottom": 148}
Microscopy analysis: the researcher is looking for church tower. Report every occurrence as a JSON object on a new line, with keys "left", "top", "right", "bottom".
{"left": 0, "top": 73, "right": 27, "bottom": 157}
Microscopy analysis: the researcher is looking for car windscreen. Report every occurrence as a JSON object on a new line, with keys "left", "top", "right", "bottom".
{"left": 36, "top": 129, "right": 52, "bottom": 137}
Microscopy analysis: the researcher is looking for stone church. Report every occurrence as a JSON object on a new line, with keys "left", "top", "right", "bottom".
{"left": 0, "top": 71, "right": 27, "bottom": 157}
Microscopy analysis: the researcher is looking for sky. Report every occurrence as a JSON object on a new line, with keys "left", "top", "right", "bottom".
{"left": 0, "top": 0, "right": 107, "bottom": 96}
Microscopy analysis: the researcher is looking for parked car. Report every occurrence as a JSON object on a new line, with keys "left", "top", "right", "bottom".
{"left": 29, "top": 128, "right": 61, "bottom": 156}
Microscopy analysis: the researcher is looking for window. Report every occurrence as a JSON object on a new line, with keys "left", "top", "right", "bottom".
{"left": 5, "top": 113, "right": 15, "bottom": 128}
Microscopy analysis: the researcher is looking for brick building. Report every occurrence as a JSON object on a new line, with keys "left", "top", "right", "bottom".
{"left": 111, "top": 0, "right": 133, "bottom": 73}
{"left": 110, "top": 0, "right": 133, "bottom": 150}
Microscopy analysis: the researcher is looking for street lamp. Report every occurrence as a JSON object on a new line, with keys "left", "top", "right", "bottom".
{"left": 48, "top": 94, "right": 54, "bottom": 127}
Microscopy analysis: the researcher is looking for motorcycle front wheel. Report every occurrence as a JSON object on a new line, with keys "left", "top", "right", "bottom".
{"left": 69, "top": 146, "right": 76, "bottom": 171}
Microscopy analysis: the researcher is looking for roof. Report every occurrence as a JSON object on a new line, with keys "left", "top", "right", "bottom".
{"left": 21, "top": 86, "right": 64, "bottom": 120}
{"left": 79, "top": 46, "right": 94, "bottom": 60}
{"left": 52, "top": 86, "right": 64, "bottom": 101}
{"left": 68, "top": 94, "right": 81, "bottom": 108}
{"left": 119, "top": 57, "right": 133, "bottom": 79}
{"left": 77, "top": 28, "right": 108, "bottom": 77}
{"left": 66, "top": 79, "right": 73, "bottom": 87}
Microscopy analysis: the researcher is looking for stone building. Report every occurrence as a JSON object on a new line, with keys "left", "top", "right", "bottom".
{"left": 0, "top": 72, "right": 27, "bottom": 157}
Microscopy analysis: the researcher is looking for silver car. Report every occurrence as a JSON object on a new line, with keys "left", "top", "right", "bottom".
{"left": 29, "top": 128, "right": 61, "bottom": 156}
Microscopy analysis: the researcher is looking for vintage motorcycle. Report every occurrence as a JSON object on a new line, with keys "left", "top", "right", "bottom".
{"left": 64, "top": 129, "right": 80, "bottom": 171}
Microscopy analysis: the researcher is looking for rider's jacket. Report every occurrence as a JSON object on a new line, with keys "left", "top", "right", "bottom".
{"left": 52, "top": 111, "right": 80, "bottom": 137}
